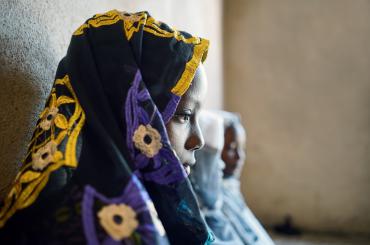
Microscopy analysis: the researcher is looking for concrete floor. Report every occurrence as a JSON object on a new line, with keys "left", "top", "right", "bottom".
{"left": 270, "top": 232, "right": 370, "bottom": 245}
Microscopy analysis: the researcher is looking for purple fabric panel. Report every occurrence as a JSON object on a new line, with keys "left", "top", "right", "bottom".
{"left": 135, "top": 153, "right": 150, "bottom": 169}
{"left": 137, "top": 89, "right": 150, "bottom": 102}
{"left": 137, "top": 224, "right": 157, "bottom": 233}
{"left": 161, "top": 94, "right": 181, "bottom": 124}
{"left": 124, "top": 69, "right": 186, "bottom": 185}
{"left": 125, "top": 70, "right": 142, "bottom": 158}
{"left": 139, "top": 108, "right": 150, "bottom": 125}
{"left": 139, "top": 147, "right": 186, "bottom": 185}
{"left": 82, "top": 176, "right": 156, "bottom": 245}
{"left": 142, "top": 162, "right": 185, "bottom": 185}
{"left": 153, "top": 156, "right": 162, "bottom": 169}
{"left": 102, "top": 237, "right": 121, "bottom": 245}
{"left": 82, "top": 185, "right": 100, "bottom": 245}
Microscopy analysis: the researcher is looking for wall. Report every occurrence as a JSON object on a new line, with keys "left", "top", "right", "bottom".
{"left": 0, "top": 0, "right": 223, "bottom": 197}
{"left": 224, "top": 0, "right": 370, "bottom": 234}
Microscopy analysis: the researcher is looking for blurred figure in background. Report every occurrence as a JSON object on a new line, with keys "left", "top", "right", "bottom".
{"left": 190, "top": 110, "right": 243, "bottom": 244}
{"left": 220, "top": 112, "right": 274, "bottom": 245}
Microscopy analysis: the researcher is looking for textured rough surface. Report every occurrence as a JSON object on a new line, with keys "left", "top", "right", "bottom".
{"left": 0, "top": 0, "right": 223, "bottom": 197}
{"left": 224, "top": 0, "right": 370, "bottom": 234}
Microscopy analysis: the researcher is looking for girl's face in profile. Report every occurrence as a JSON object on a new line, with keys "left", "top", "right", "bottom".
{"left": 221, "top": 124, "right": 246, "bottom": 177}
{"left": 165, "top": 65, "right": 207, "bottom": 175}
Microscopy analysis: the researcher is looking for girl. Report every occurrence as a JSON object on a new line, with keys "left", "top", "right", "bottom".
{"left": 0, "top": 10, "right": 212, "bottom": 245}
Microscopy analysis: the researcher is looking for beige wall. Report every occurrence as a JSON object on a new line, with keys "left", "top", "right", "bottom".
{"left": 224, "top": 0, "right": 370, "bottom": 234}
{"left": 0, "top": 0, "right": 223, "bottom": 197}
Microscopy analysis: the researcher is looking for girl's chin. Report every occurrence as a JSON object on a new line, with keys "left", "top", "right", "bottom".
{"left": 182, "top": 163, "right": 191, "bottom": 175}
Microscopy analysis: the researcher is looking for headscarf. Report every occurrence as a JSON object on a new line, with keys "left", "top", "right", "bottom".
{"left": 0, "top": 10, "right": 212, "bottom": 245}
{"left": 220, "top": 111, "right": 274, "bottom": 245}
{"left": 190, "top": 110, "right": 243, "bottom": 245}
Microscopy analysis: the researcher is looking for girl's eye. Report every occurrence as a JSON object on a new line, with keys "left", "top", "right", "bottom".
{"left": 175, "top": 114, "right": 191, "bottom": 124}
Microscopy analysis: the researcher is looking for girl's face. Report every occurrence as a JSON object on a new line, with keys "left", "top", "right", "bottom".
{"left": 166, "top": 64, "right": 207, "bottom": 175}
{"left": 221, "top": 124, "right": 246, "bottom": 178}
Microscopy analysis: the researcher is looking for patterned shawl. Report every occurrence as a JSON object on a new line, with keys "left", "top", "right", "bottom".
{"left": 0, "top": 10, "right": 212, "bottom": 245}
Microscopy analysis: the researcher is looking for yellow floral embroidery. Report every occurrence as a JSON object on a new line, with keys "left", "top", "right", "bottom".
{"left": 31, "top": 141, "right": 62, "bottom": 171}
{"left": 18, "top": 171, "right": 41, "bottom": 184}
{"left": 120, "top": 10, "right": 210, "bottom": 96}
{"left": 133, "top": 125, "right": 162, "bottom": 158}
{"left": 73, "top": 10, "right": 209, "bottom": 97}
{"left": 170, "top": 39, "right": 209, "bottom": 96}
{"left": 121, "top": 11, "right": 147, "bottom": 40}
{"left": 73, "top": 10, "right": 122, "bottom": 36}
{"left": 39, "top": 106, "right": 59, "bottom": 130}
{"left": 0, "top": 75, "right": 85, "bottom": 228}
{"left": 98, "top": 204, "right": 139, "bottom": 241}
{"left": 39, "top": 91, "right": 75, "bottom": 131}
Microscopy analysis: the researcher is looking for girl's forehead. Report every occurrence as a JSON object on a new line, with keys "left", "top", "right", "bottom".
{"left": 178, "top": 66, "right": 207, "bottom": 109}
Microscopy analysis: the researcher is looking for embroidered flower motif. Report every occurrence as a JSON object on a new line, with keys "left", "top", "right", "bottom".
{"left": 97, "top": 204, "right": 139, "bottom": 241}
{"left": 133, "top": 124, "right": 162, "bottom": 158}
{"left": 40, "top": 106, "right": 59, "bottom": 130}
{"left": 83, "top": 177, "right": 161, "bottom": 244}
{"left": 39, "top": 92, "right": 72, "bottom": 131}
{"left": 31, "top": 141, "right": 62, "bottom": 170}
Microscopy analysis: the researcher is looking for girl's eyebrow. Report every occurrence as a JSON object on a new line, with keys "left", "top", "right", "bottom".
{"left": 175, "top": 108, "right": 192, "bottom": 114}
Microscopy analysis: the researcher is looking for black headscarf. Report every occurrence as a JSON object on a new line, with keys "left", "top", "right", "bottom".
{"left": 0, "top": 10, "right": 212, "bottom": 245}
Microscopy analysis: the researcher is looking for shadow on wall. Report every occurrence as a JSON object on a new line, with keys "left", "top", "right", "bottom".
{"left": 0, "top": 36, "right": 56, "bottom": 199}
